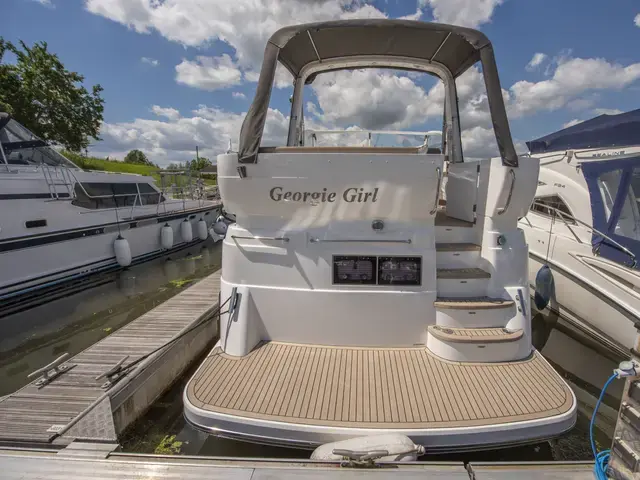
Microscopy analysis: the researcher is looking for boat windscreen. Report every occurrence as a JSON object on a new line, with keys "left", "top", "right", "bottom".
{"left": 0, "top": 118, "right": 79, "bottom": 168}
{"left": 582, "top": 156, "right": 640, "bottom": 267}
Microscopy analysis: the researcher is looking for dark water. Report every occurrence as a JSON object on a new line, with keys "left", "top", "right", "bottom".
{"left": 119, "top": 302, "right": 625, "bottom": 462}
{"left": 0, "top": 239, "right": 222, "bottom": 397}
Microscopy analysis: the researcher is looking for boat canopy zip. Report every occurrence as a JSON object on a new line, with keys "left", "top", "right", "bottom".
{"left": 238, "top": 19, "right": 518, "bottom": 168}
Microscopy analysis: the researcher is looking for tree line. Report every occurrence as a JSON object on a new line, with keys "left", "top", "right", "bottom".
{"left": 0, "top": 38, "right": 214, "bottom": 172}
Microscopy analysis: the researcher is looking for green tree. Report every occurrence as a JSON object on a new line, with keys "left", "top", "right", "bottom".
{"left": 188, "top": 157, "right": 212, "bottom": 171}
{"left": 0, "top": 38, "right": 105, "bottom": 152}
{"left": 124, "top": 149, "right": 152, "bottom": 165}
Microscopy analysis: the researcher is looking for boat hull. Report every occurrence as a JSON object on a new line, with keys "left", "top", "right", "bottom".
{"left": 0, "top": 204, "right": 221, "bottom": 315}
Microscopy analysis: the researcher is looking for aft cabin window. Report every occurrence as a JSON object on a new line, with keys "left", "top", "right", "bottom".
{"left": 72, "top": 182, "right": 163, "bottom": 209}
{"left": 530, "top": 195, "right": 576, "bottom": 224}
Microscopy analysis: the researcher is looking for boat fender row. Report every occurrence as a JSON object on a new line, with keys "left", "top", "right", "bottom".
{"left": 116, "top": 218, "right": 209, "bottom": 268}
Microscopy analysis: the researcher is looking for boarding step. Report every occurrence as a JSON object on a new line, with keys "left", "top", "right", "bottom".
{"left": 427, "top": 325, "right": 528, "bottom": 362}
{"left": 436, "top": 268, "right": 490, "bottom": 297}
{"left": 434, "top": 297, "right": 517, "bottom": 328}
{"left": 435, "top": 243, "right": 481, "bottom": 268}
{"left": 434, "top": 297, "right": 514, "bottom": 309}
{"left": 435, "top": 210, "right": 477, "bottom": 244}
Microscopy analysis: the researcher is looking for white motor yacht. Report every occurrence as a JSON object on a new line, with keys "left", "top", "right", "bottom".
{"left": 0, "top": 113, "right": 221, "bottom": 314}
{"left": 184, "top": 19, "right": 576, "bottom": 452}
{"left": 520, "top": 109, "right": 640, "bottom": 357}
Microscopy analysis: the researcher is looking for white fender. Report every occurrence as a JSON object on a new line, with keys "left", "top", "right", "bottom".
{"left": 311, "top": 434, "right": 424, "bottom": 462}
{"left": 180, "top": 219, "right": 193, "bottom": 243}
{"left": 160, "top": 223, "right": 174, "bottom": 250}
{"left": 114, "top": 236, "right": 132, "bottom": 267}
{"left": 209, "top": 227, "right": 222, "bottom": 243}
{"left": 197, "top": 219, "right": 208, "bottom": 241}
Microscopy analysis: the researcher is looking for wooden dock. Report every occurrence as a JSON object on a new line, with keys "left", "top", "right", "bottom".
{"left": 0, "top": 270, "right": 221, "bottom": 447}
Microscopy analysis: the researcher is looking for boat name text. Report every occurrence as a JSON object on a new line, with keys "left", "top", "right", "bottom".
{"left": 269, "top": 187, "right": 379, "bottom": 203}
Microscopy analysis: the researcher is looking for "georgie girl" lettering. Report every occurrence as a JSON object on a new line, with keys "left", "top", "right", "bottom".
{"left": 269, "top": 187, "right": 379, "bottom": 203}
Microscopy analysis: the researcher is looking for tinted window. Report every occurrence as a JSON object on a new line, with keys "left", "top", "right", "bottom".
{"left": 530, "top": 195, "right": 575, "bottom": 224}
{"left": 73, "top": 182, "right": 139, "bottom": 209}
{"left": 138, "top": 183, "right": 163, "bottom": 205}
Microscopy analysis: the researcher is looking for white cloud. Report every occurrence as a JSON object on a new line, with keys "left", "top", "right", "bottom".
{"left": 32, "top": 0, "right": 54, "bottom": 7}
{"left": 525, "top": 53, "right": 547, "bottom": 72}
{"left": 634, "top": 13, "right": 640, "bottom": 27}
{"left": 562, "top": 119, "right": 583, "bottom": 129}
{"left": 398, "top": 9, "right": 423, "bottom": 21}
{"left": 593, "top": 108, "right": 623, "bottom": 116}
{"left": 461, "top": 126, "right": 499, "bottom": 159}
{"left": 419, "top": 0, "right": 503, "bottom": 28}
{"left": 151, "top": 105, "right": 181, "bottom": 121}
{"left": 232, "top": 92, "right": 246, "bottom": 99}
{"left": 507, "top": 57, "right": 640, "bottom": 117}
{"left": 85, "top": 0, "right": 387, "bottom": 84}
{"left": 91, "top": 106, "right": 289, "bottom": 165}
{"left": 141, "top": 56, "right": 159, "bottom": 66}
{"left": 175, "top": 54, "right": 242, "bottom": 91}
{"left": 307, "top": 69, "right": 442, "bottom": 130}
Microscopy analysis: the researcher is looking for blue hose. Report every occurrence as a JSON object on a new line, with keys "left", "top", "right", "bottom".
{"left": 591, "top": 373, "right": 618, "bottom": 480}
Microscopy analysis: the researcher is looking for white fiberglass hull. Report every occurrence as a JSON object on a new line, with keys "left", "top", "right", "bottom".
{"left": 0, "top": 203, "right": 221, "bottom": 311}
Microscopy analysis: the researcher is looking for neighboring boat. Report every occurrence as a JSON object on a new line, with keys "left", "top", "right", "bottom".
{"left": 184, "top": 19, "right": 576, "bottom": 452}
{"left": 0, "top": 113, "right": 221, "bottom": 314}
{"left": 520, "top": 109, "right": 640, "bottom": 356}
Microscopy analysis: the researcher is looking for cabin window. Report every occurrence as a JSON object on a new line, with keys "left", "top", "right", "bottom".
{"left": 72, "top": 182, "right": 161, "bottom": 209}
{"left": 530, "top": 195, "right": 575, "bottom": 223}
{"left": 138, "top": 182, "right": 164, "bottom": 205}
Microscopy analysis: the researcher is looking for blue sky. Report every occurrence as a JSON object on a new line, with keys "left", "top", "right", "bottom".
{"left": 4, "top": 0, "right": 640, "bottom": 165}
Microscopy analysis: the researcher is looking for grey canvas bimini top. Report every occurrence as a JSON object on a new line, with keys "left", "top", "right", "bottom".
{"left": 238, "top": 20, "right": 518, "bottom": 167}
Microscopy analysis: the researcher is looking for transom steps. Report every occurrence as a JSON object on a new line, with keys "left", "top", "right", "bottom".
{"left": 435, "top": 243, "right": 480, "bottom": 252}
{"left": 428, "top": 325, "right": 523, "bottom": 343}
{"left": 434, "top": 211, "right": 474, "bottom": 227}
{"left": 434, "top": 297, "right": 515, "bottom": 310}
{"left": 436, "top": 268, "right": 490, "bottom": 279}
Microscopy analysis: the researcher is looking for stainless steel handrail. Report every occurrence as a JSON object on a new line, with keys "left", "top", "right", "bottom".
{"left": 530, "top": 201, "right": 637, "bottom": 267}
{"left": 231, "top": 235, "right": 290, "bottom": 243}
{"left": 497, "top": 169, "right": 516, "bottom": 215}
{"left": 310, "top": 238, "right": 412, "bottom": 244}
{"left": 430, "top": 166, "right": 442, "bottom": 215}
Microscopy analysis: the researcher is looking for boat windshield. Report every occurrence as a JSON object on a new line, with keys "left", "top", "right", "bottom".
{"left": 582, "top": 156, "right": 640, "bottom": 267}
{"left": 0, "top": 118, "right": 78, "bottom": 169}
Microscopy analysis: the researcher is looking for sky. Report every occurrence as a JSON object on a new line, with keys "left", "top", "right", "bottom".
{"left": 3, "top": 0, "right": 640, "bottom": 166}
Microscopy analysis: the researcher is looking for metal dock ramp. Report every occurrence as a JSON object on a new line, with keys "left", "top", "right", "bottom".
{"left": 0, "top": 270, "right": 221, "bottom": 446}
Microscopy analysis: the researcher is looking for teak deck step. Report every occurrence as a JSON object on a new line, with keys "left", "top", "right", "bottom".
{"left": 428, "top": 325, "right": 523, "bottom": 343}
{"left": 187, "top": 342, "right": 574, "bottom": 429}
{"left": 436, "top": 267, "right": 491, "bottom": 279}
{"left": 434, "top": 297, "right": 515, "bottom": 310}
{"left": 436, "top": 243, "right": 481, "bottom": 252}
{"left": 434, "top": 211, "right": 474, "bottom": 228}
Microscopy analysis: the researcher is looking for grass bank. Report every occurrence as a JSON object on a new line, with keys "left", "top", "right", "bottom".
{"left": 62, "top": 151, "right": 216, "bottom": 186}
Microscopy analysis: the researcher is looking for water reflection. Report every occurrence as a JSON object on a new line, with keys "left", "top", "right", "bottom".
{"left": 0, "top": 239, "right": 222, "bottom": 396}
